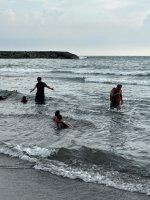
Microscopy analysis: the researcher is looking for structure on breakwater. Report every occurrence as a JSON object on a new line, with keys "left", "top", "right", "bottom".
{"left": 0, "top": 51, "right": 79, "bottom": 59}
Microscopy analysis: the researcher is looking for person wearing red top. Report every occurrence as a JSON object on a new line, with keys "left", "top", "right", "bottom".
{"left": 21, "top": 96, "right": 27, "bottom": 103}
{"left": 0, "top": 90, "right": 17, "bottom": 100}
{"left": 52, "top": 110, "right": 60, "bottom": 121}
{"left": 0, "top": 96, "right": 7, "bottom": 100}
{"left": 110, "top": 84, "right": 123, "bottom": 110}
{"left": 56, "top": 115, "right": 73, "bottom": 129}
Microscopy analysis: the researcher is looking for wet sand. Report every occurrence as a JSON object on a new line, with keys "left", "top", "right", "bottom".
{"left": 0, "top": 155, "right": 149, "bottom": 200}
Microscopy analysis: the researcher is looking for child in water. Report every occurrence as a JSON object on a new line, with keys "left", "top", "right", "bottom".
{"left": 21, "top": 96, "right": 27, "bottom": 103}
{"left": 52, "top": 110, "right": 60, "bottom": 121}
{"left": 0, "top": 96, "right": 7, "bottom": 100}
{"left": 0, "top": 90, "right": 17, "bottom": 100}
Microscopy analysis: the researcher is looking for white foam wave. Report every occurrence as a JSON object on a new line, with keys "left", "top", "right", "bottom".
{"left": 118, "top": 71, "right": 150, "bottom": 76}
{"left": 14, "top": 145, "right": 57, "bottom": 158}
{"left": 34, "top": 162, "right": 150, "bottom": 196}
{"left": 79, "top": 56, "right": 87, "bottom": 59}
{"left": 72, "top": 70, "right": 150, "bottom": 76}
{"left": 1, "top": 67, "right": 149, "bottom": 77}
{"left": 1, "top": 143, "right": 150, "bottom": 195}
{"left": 85, "top": 78, "right": 150, "bottom": 86}
{"left": 0, "top": 144, "right": 37, "bottom": 162}
{"left": 72, "top": 70, "right": 95, "bottom": 74}
{"left": 0, "top": 68, "right": 52, "bottom": 73}
{"left": 0, "top": 143, "right": 56, "bottom": 161}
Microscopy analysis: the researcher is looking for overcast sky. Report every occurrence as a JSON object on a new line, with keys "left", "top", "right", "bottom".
{"left": 0, "top": 0, "right": 150, "bottom": 55}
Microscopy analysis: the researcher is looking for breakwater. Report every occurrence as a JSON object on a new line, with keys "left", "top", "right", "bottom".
{"left": 0, "top": 51, "right": 79, "bottom": 59}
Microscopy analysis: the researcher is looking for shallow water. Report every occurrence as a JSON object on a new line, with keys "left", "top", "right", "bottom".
{"left": 0, "top": 56, "right": 150, "bottom": 195}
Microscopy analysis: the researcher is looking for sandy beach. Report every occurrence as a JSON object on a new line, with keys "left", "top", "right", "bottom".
{"left": 0, "top": 154, "right": 149, "bottom": 200}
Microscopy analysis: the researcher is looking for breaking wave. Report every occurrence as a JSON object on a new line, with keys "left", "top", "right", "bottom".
{"left": 0, "top": 143, "right": 150, "bottom": 196}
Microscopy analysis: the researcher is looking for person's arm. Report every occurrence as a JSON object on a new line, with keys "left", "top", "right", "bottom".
{"left": 120, "top": 91, "right": 123, "bottom": 105}
{"left": 110, "top": 89, "right": 120, "bottom": 98}
{"left": 47, "top": 85, "right": 54, "bottom": 90}
{"left": 30, "top": 86, "right": 37, "bottom": 93}
{"left": 110, "top": 89, "right": 114, "bottom": 98}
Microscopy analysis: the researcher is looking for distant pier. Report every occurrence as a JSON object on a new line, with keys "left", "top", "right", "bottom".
{"left": 0, "top": 51, "right": 79, "bottom": 59}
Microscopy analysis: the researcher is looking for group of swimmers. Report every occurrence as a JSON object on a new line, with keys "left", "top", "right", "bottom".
{"left": 1, "top": 77, "right": 123, "bottom": 129}
{"left": 0, "top": 78, "right": 72, "bottom": 129}
{"left": 0, "top": 90, "right": 28, "bottom": 103}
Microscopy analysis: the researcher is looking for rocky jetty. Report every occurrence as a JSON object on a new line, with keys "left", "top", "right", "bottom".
{"left": 0, "top": 51, "right": 79, "bottom": 59}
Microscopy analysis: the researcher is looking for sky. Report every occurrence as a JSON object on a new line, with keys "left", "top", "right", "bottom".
{"left": 0, "top": 0, "right": 150, "bottom": 56}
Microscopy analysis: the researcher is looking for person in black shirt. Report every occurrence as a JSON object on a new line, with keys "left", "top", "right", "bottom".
{"left": 30, "top": 77, "right": 54, "bottom": 101}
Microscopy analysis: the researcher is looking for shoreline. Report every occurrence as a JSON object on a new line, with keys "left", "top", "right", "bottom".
{"left": 0, "top": 155, "right": 149, "bottom": 200}
{"left": 0, "top": 51, "right": 79, "bottom": 59}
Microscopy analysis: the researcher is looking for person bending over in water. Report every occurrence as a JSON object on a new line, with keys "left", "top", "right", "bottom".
{"left": 21, "top": 96, "right": 27, "bottom": 103}
{"left": 56, "top": 115, "right": 73, "bottom": 129}
{"left": 30, "top": 77, "right": 54, "bottom": 102}
{"left": 110, "top": 84, "right": 123, "bottom": 110}
{"left": 0, "top": 90, "right": 17, "bottom": 100}
{"left": 52, "top": 110, "right": 60, "bottom": 121}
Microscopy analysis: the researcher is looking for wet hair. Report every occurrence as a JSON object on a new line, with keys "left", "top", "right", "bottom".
{"left": 0, "top": 96, "right": 3, "bottom": 100}
{"left": 57, "top": 115, "right": 62, "bottom": 120}
{"left": 55, "top": 110, "right": 60, "bottom": 116}
{"left": 22, "top": 96, "right": 26, "bottom": 101}
{"left": 37, "top": 77, "right": 42, "bottom": 81}
{"left": 117, "top": 84, "right": 122, "bottom": 88}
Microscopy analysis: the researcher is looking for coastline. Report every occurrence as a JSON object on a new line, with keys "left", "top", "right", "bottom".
{"left": 0, "top": 155, "right": 149, "bottom": 200}
{"left": 0, "top": 51, "right": 79, "bottom": 59}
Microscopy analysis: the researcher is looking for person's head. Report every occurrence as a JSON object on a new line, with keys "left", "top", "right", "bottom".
{"left": 22, "top": 96, "right": 26, "bottom": 101}
{"left": 55, "top": 110, "right": 60, "bottom": 117}
{"left": 37, "top": 77, "right": 42, "bottom": 82}
{"left": 117, "top": 84, "right": 122, "bottom": 90}
{"left": 57, "top": 114, "right": 62, "bottom": 121}
{"left": 0, "top": 96, "right": 3, "bottom": 100}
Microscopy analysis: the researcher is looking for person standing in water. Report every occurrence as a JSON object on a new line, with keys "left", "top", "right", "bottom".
{"left": 110, "top": 84, "right": 123, "bottom": 110}
{"left": 30, "top": 77, "right": 54, "bottom": 101}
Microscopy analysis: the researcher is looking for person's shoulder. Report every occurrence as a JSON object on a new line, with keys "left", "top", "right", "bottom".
{"left": 42, "top": 82, "right": 47, "bottom": 86}
{"left": 111, "top": 88, "right": 115, "bottom": 92}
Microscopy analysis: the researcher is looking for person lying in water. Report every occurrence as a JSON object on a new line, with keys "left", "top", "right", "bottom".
{"left": 0, "top": 90, "right": 17, "bottom": 100}
{"left": 56, "top": 114, "right": 73, "bottom": 129}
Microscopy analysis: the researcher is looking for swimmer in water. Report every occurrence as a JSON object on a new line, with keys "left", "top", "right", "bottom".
{"left": 56, "top": 115, "right": 73, "bottom": 129}
{"left": 52, "top": 110, "right": 60, "bottom": 121}
{"left": 0, "top": 90, "right": 17, "bottom": 100}
{"left": 21, "top": 96, "right": 27, "bottom": 103}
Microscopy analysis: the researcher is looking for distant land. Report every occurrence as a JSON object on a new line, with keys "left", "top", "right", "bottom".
{"left": 0, "top": 51, "right": 79, "bottom": 59}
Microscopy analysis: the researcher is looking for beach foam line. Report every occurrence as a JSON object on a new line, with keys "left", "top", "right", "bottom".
{"left": 71, "top": 70, "right": 150, "bottom": 76}
{"left": 0, "top": 143, "right": 150, "bottom": 196}
{"left": 85, "top": 78, "right": 150, "bottom": 86}
{"left": 1, "top": 67, "right": 150, "bottom": 76}
{"left": 0, "top": 68, "right": 52, "bottom": 73}
{"left": 34, "top": 162, "right": 150, "bottom": 196}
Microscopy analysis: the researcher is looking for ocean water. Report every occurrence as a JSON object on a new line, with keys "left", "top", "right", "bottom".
{"left": 0, "top": 56, "right": 150, "bottom": 195}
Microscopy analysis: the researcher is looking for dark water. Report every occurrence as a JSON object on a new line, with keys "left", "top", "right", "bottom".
{"left": 0, "top": 56, "right": 150, "bottom": 195}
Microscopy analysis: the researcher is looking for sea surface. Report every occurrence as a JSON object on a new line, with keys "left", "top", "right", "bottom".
{"left": 0, "top": 56, "right": 150, "bottom": 196}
